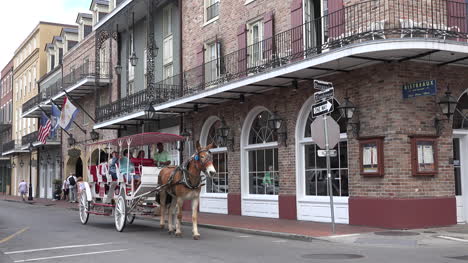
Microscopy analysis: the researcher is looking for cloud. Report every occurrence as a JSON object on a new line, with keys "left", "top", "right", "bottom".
{"left": 0, "top": 0, "right": 91, "bottom": 73}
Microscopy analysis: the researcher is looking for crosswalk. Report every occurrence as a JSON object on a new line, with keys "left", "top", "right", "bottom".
{"left": 4, "top": 242, "right": 128, "bottom": 262}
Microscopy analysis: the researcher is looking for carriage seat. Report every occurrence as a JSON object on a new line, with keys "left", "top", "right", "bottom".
{"left": 131, "top": 158, "right": 156, "bottom": 175}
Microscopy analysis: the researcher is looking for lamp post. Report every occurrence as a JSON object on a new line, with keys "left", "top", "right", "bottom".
{"left": 28, "top": 143, "right": 33, "bottom": 201}
{"left": 338, "top": 96, "right": 359, "bottom": 137}
{"left": 438, "top": 86, "right": 458, "bottom": 121}
{"left": 268, "top": 111, "right": 287, "bottom": 146}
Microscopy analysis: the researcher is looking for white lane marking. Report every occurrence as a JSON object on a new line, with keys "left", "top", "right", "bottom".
{"left": 328, "top": 234, "right": 361, "bottom": 238}
{"left": 13, "top": 249, "right": 128, "bottom": 262}
{"left": 272, "top": 240, "right": 287, "bottom": 243}
{"left": 238, "top": 235, "right": 250, "bottom": 238}
{"left": 5, "top": 242, "right": 114, "bottom": 255}
{"left": 437, "top": 236, "right": 468, "bottom": 243}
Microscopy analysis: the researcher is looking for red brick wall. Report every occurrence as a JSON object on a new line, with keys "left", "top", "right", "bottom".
{"left": 184, "top": 61, "right": 468, "bottom": 200}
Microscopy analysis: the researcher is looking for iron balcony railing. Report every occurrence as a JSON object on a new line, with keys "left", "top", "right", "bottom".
{"left": 22, "top": 94, "right": 42, "bottom": 114}
{"left": 63, "top": 60, "right": 110, "bottom": 89}
{"left": 22, "top": 131, "right": 38, "bottom": 147}
{"left": 22, "top": 130, "right": 60, "bottom": 147}
{"left": 206, "top": 1, "right": 219, "bottom": 21}
{"left": 2, "top": 140, "right": 16, "bottom": 153}
{"left": 96, "top": 0, "right": 468, "bottom": 123}
{"left": 95, "top": 76, "right": 182, "bottom": 121}
{"left": 41, "top": 78, "right": 62, "bottom": 101}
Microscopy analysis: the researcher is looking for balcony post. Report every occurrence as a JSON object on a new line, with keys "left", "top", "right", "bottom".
{"left": 146, "top": 0, "right": 156, "bottom": 106}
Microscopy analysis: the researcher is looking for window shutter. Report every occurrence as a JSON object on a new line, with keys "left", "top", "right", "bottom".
{"left": 237, "top": 24, "right": 247, "bottom": 77}
{"left": 263, "top": 12, "right": 275, "bottom": 60}
{"left": 328, "top": 0, "right": 345, "bottom": 39}
{"left": 163, "top": 36, "right": 173, "bottom": 64}
{"left": 447, "top": 0, "right": 467, "bottom": 35}
{"left": 291, "top": 0, "right": 303, "bottom": 60}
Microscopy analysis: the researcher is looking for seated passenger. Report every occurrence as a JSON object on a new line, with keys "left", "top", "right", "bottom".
{"left": 153, "top": 143, "right": 171, "bottom": 167}
{"left": 119, "top": 149, "right": 135, "bottom": 183}
{"left": 109, "top": 151, "right": 119, "bottom": 180}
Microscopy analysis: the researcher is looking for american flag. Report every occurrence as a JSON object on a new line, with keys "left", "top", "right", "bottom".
{"left": 38, "top": 112, "right": 51, "bottom": 144}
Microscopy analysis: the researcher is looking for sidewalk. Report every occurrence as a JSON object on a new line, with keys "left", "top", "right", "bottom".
{"left": 0, "top": 193, "right": 380, "bottom": 240}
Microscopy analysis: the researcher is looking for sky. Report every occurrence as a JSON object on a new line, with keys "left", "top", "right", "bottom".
{"left": 0, "top": 0, "right": 91, "bottom": 74}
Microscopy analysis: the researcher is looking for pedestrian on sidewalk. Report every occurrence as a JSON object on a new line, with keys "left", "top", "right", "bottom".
{"left": 18, "top": 180, "right": 28, "bottom": 201}
{"left": 66, "top": 173, "right": 77, "bottom": 203}
{"left": 62, "top": 179, "right": 69, "bottom": 201}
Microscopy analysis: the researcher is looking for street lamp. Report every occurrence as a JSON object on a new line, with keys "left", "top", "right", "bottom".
{"left": 11, "top": 160, "right": 16, "bottom": 168}
{"left": 56, "top": 154, "right": 61, "bottom": 165}
{"left": 338, "top": 96, "right": 360, "bottom": 137}
{"left": 28, "top": 143, "right": 33, "bottom": 201}
{"left": 90, "top": 130, "right": 100, "bottom": 141}
{"left": 67, "top": 135, "right": 76, "bottom": 146}
{"left": 114, "top": 64, "right": 122, "bottom": 75}
{"left": 268, "top": 111, "right": 287, "bottom": 146}
{"left": 438, "top": 86, "right": 458, "bottom": 121}
{"left": 129, "top": 12, "right": 138, "bottom": 67}
{"left": 216, "top": 118, "right": 234, "bottom": 150}
{"left": 19, "top": 160, "right": 24, "bottom": 167}
{"left": 145, "top": 103, "right": 157, "bottom": 120}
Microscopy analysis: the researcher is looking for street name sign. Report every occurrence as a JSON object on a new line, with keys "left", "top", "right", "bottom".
{"left": 318, "top": 149, "right": 337, "bottom": 157}
{"left": 310, "top": 117, "right": 340, "bottom": 150}
{"left": 314, "top": 80, "right": 333, "bottom": 91}
{"left": 314, "top": 87, "right": 334, "bottom": 102}
{"left": 312, "top": 99, "right": 334, "bottom": 118}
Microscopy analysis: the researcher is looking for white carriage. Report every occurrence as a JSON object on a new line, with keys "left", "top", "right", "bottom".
{"left": 78, "top": 132, "right": 184, "bottom": 232}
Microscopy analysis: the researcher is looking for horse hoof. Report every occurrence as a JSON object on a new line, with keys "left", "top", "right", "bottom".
{"left": 168, "top": 230, "right": 174, "bottom": 235}
{"left": 160, "top": 224, "right": 165, "bottom": 229}
{"left": 175, "top": 232, "right": 183, "bottom": 237}
{"left": 193, "top": 235, "right": 200, "bottom": 240}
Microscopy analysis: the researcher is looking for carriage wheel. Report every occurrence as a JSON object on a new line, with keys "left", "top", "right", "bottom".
{"left": 115, "top": 193, "right": 127, "bottom": 232}
{"left": 127, "top": 214, "right": 136, "bottom": 224}
{"left": 79, "top": 191, "right": 90, "bottom": 225}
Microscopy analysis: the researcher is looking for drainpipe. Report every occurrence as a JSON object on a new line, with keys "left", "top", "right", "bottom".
{"left": 178, "top": 0, "right": 184, "bottom": 166}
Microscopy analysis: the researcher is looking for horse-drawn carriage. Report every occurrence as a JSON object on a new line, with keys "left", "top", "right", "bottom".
{"left": 78, "top": 132, "right": 216, "bottom": 239}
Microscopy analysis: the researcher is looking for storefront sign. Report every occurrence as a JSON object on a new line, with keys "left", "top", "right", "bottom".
{"left": 402, "top": 80, "right": 436, "bottom": 99}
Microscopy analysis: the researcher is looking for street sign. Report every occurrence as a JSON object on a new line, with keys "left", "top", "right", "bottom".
{"left": 310, "top": 117, "right": 340, "bottom": 150}
{"left": 318, "top": 149, "right": 337, "bottom": 157}
{"left": 314, "top": 88, "right": 334, "bottom": 102}
{"left": 314, "top": 80, "right": 333, "bottom": 91}
{"left": 312, "top": 99, "right": 334, "bottom": 118}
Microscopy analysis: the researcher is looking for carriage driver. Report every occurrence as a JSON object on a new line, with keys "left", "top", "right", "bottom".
{"left": 153, "top": 143, "right": 171, "bottom": 167}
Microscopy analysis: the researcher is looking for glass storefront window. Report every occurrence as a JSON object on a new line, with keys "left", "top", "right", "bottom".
{"left": 205, "top": 119, "right": 228, "bottom": 193}
{"left": 248, "top": 148, "right": 279, "bottom": 195}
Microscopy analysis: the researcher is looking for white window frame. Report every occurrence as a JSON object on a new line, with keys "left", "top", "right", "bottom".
{"left": 247, "top": 19, "right": 264, "bottom": 68}
{"left": 128, "top": 33, "right": 135, "bottom": 82}
{"left": 204, "top": 0, "right": 220, "bottom": 24}
{"left": 204, "top": 42, "right": 220, "bottom": 84}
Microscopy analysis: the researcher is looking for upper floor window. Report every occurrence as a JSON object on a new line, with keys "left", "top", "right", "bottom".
{"left": 205, "top": 0, "right": 219, "bottom": 23}
{"left": 205, "top": 42, "right": 220, "bottom": 84}
{"left": 163, "top": 5, "right": 172, "bottom": 38}
{"left": 247, "top": 19, "right": 263, "bottom": 67}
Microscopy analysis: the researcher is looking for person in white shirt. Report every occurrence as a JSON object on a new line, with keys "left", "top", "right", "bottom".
{"left": 66, "top": 173, "right": 78, "bottom": 203}
{"left": 18, "top": 180, "right": 28, "bottom": 201}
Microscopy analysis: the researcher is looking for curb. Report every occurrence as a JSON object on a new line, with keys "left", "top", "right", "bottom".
{"left": 135, "top": 216, "right": 321, "bottom": 242}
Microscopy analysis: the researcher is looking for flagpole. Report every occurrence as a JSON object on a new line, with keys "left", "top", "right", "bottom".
{"left": 62, "top": 91, "right": 96, "bottom": 123}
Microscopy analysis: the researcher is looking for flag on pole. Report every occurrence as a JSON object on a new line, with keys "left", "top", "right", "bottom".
{"left": 38, "top": 112, "right": 51, "bottom": 144}
{"left": 59, "top": 97, "right": 79, "bottom": 131}
{"left": 50, "top": 104, "right": 61, "bottom": 138}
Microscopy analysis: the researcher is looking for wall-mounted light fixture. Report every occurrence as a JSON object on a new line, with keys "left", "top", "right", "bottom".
{"left": 268, "top": 111, "right": 287, "bottom": 147}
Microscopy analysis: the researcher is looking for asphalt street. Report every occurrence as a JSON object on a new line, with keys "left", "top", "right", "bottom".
{"left": 1, "top": 200, "right": 468, "bottom": 263}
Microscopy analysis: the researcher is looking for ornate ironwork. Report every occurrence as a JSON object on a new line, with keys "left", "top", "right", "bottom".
{"left": 97, "top": 0, "right": 468, "bottom": 123}
{"left": 2, "top": 140, "right": 15, "bottom": 153}
{"left": 22, "top": 131, "right": 38, "bottom": 147}
{"left": 22, "top": 94, "right": 42, "bottom": 114}
{"left": 146, "top": 0, "right": 156, "bottom": 103}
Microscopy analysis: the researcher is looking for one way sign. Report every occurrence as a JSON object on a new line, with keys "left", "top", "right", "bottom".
{"left": 312, "top": 99, "right": 334, "bottom": 118}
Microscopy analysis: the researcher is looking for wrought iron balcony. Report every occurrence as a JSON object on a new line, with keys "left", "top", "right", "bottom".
{"left": 41, "top": 78, "right": 62, "bottom": 101}
{"left": 22, "top": 131, "right": 38, "bottom": 147}
{"left": 96, "top": 0, "right": 468, "bottom": 123}
{"left": 96, "top": 77, "right": 182, "bottom": 122}
{"left": 2, "top": 140, "right": 16, "bottom": 153}
{"left": 22, "top": 94, "right": 42, "bottom": 114}
{"left": 63, "top": 60, "right": 110, "bottom": 89}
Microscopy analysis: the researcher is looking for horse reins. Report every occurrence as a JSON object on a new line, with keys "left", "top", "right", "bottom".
{"left": 164, "top": 150, "right": 213, "bottom": 190}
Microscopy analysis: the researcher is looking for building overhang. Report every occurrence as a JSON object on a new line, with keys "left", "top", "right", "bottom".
{"left": 2, "top": 149, "right": 29, "bottom": 156}
{"left": 94, "top": 39, "right": 468, "bottom": 129}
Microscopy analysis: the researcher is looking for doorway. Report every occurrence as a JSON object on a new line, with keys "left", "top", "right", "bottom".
{"left": 75, "top": 158, "right": 83, "bottom": 179}
{"left": 304, "top": 0, "right": 325, "bottom": 51}
{"left": 453, "top": 134, "right": 468, "bottom": 223}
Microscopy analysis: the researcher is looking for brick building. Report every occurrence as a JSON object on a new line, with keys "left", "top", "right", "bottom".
{"left": 0, "top": 60, "right": 14, "bottom": 194}
{"left": 87, "top": 0, "right": 468, "bottom": 228}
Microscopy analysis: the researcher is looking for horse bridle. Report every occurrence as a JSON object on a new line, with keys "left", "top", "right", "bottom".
{"left": 192, "top": 149, "right": 213, "bottom": 173}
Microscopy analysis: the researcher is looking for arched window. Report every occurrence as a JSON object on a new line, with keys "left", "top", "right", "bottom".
{"left": 298, "top": 99, "right": 348, "bottom": 198}
{"left": 246, "top": 110, "right": 279, "bottom": 195}
{"left": 453, "top": 93, "right": 468, "bottom": 130}
{"left": 201, "top": 117, "right": 228, "bottom": 194}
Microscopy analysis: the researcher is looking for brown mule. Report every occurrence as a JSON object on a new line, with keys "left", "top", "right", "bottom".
{"left": 158, "top": 141, "right": 216, "bottom": 240}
